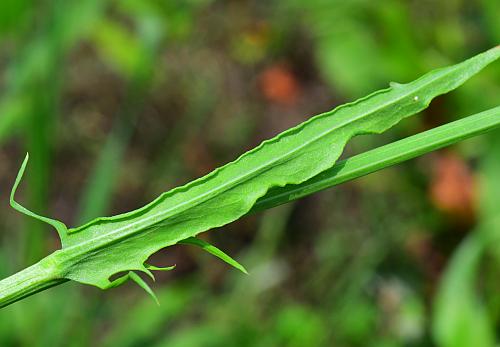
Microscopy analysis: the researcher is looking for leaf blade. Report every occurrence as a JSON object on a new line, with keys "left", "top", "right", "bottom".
{"left": 47, "top": 47, "right": 500, "bottom": 289}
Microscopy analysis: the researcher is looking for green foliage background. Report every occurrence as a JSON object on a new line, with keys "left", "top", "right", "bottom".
{"left": 0, "top": 1, "right": 498, "bottom": 346}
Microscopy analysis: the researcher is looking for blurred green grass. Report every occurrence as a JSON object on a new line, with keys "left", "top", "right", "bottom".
{"left": 0, "top": 1, "right": 499, "bottom": 346}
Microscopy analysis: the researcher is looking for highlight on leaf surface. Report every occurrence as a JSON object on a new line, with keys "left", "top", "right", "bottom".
{"left": 0, "top": 46, "right": 498, "bottom": 307}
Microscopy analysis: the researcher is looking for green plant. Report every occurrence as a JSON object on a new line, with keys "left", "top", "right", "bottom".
{"left": 0, "top": 46, "right": 498, "bottom": 309}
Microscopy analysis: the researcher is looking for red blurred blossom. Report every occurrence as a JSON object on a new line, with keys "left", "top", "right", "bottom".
{"left": 429, "top": 152, "right": 476, "bottom": 223}
{"left": 258, "top": 64, "right": 300, "bottom": 106}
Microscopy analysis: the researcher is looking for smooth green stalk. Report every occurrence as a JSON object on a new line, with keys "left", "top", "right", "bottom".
{"left": 0, "top": 254, "right": 66, "bottom": 308}
{"left": 1, "top": 106, "right": 498, "bottom": 308}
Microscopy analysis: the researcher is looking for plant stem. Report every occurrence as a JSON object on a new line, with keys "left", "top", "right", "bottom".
{"left": 0, "top": 253, "right": 66, "bottom": 308}
{"left": 252, "top": 106, "right": 500, "bottom": 212}
{"left": 0, "top": 106, "right": 498, "bottom": 308}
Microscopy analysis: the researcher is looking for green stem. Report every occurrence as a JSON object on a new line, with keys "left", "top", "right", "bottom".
{"left": 0, "top": 254, "right": 66, "bottom": 308}
{"left": 252, "top": 106, "right": 500, "bottom": 212}
{"left": 0, "top": 106, "right": 498, "bottom": 308}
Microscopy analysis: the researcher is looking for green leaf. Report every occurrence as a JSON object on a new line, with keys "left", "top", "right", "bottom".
{"left": 4, "top": 47, "right": 500, "bottom": 298}
{"left": 179, "top": 237, "right": 248, "bottom": 274}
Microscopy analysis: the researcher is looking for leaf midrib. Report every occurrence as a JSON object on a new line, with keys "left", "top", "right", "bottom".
{"left": 62, "top": 67, "right": 454, "bottom": 257}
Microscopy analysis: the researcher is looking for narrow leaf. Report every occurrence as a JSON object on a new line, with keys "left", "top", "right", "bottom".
{"left": 180, "top": 237, "right": 248, "bottom": 274}
{"left": 145, "top": 264, "right": 176, "bottom": 272}
{"left": 129, "top": 272, "right": 160, "bottom": 306}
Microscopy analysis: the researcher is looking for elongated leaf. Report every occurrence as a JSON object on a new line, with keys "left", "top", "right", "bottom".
{"left": 9, "top": 47, "right": 500, "bottom": 292}
{"left": 180, "top": 237, "right": 248, "bottom": 274}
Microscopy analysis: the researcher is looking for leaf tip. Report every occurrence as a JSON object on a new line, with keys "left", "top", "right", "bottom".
{"left": 129, "top": 271, "right": 160, "bottom": 306}
{"left": 180, "top": 236, "right": 248, "bottom": 274}
{"left": 9, "top": 154, "right": 69, "bottom": 240}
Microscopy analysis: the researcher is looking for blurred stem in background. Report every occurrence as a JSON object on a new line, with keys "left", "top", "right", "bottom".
{"left": 24, "top": 0, "right": 63, "bottom": 262}
{"left": 0, "top": 0, "right": 103, "bottom": 144}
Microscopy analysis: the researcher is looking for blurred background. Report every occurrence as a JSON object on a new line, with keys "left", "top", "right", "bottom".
{"left": 0, "top": 1, "right": 499, "bottom": 346}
